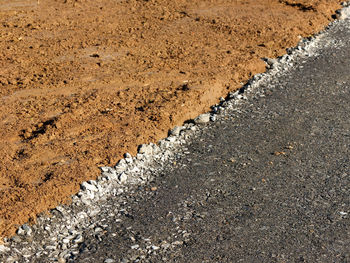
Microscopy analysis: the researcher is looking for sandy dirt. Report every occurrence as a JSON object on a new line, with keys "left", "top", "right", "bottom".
{"left": 0, "top": 0, "right": 343, "bottom": 238}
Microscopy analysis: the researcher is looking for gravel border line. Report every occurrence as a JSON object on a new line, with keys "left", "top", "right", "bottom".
{"left": 1, "top": 3, "right": 350, "bottom": 262}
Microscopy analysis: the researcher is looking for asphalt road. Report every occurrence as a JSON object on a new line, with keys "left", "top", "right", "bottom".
{"left": 69, "top": 20, "right": 350, "bottom": 263}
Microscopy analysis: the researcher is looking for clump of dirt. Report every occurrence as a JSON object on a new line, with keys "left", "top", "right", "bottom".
{"left": 0, "top": 0, "right": 343, "bottom": 238}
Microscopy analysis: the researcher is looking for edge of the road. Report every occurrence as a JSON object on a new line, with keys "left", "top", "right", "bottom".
{"left": 1, "top": 3, "right": 350, "bottom": 262}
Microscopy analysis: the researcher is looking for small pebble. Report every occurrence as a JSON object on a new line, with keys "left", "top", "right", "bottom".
{"left": 151, "top": 245, "right": 160, "bottom": 250}
{"left": 81, "top": 182, "right": 98, "bottom": 192}
{"left": 73, "top": 235, "right": 84, "bottom": 244}
{"left": 338, "top": 6, "right": 350, "bottom": 20}
{"left": 169, "top": 126, "right": 183, "bottom": 136}
{"left": 0, "top": 245, "right": 10, "bottom": 253}
{"left": 166, "top": 136, "right": 176, "bottom": 142}
{"left": 131, "top": 244, "right": 139, "bottom": 249}
{"left": 118, "top": 173, "right": 128, "bottom": 183}
{"left": 11, "top": 235, "right": 22, "bottom": 243}
{"left": 138, "top": 144, "right": 153, "bottom": 155}
{"left": 124, "top": 153, "right": 132, "bottom": 159}
{"left": 194, "top": 113, "right": 210, "bottom": 124}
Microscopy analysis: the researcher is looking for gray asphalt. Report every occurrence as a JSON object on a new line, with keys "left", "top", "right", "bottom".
{"left": 72, "top": 22, "right": 350, "bottom": 262}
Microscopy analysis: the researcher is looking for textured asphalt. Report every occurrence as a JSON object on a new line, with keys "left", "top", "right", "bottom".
{"left": 74, "top": 22, "right": 350, "bottom": 262}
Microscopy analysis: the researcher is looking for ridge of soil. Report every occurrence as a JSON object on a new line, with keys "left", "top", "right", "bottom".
{"left": 0, "top": 0, "right": 343, "bottom": 238}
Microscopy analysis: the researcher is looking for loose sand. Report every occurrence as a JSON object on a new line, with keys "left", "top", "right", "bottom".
{"left": 0, "top": 0, "right": 343, "bottom": 238}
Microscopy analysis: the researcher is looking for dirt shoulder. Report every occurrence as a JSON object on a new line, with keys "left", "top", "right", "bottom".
{"left": 0, "top": 0, "right": 343, "bottom": 238}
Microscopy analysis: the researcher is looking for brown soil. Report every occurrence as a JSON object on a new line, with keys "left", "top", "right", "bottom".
{"left": 0, "top": 0, "right": 343, "bottom": 238}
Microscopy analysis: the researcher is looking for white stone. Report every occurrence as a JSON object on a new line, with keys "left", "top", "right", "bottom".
{"left": 129, "top": 166, "right": 140, "bottom": 173}
{"left": 45, "top": 245, "right": 57, "bottom": 250}
{"left": 88, "top": 180, "right": 97, "bottom": 186}
{"left": 131, "top": 244, "right": 139, "bottom": 249}
{"left": 118, "top": 172, "right": 128, "bottom": 183}
{"left": 170, "top": 126, "right": 183, "bottom": 136}
{"left": 339, "top": 6, "right": 350, "bottom": 20}
{"left": 166, "top": 136, "right": 176, "bottom": 143}
{"left": 194, "top": 113, "right": 210, "bottom": 124}
{"left": 81, "top": 182, "right": 98, "bottom": 192}
{"left": 0, "top": 245, "right": 10, "bottom": 253}
{"left": 17, "top": 227, "right": 26, "bottom": 235}
{"left": 125, "top": 157, "right": 133, "bottom": 164}
{"left": 115, "top": 159, "right": 127, "bottom": 172}
{"left": 102, "top": 168, "right": 118, "bottom": 180}
{"left": 73, "top": 235, "right": 84, "bottom": 244}
{"left": 136, "top": 153, "right": 144, "bottom": 160}
{"left": 100, "top": 166, "right": 110, "bottom": 172}
{"left": 138, "top": 144, "right": 153, "bottom": 155}
{"left": 151, "top": 245, "right": 160, "bottom": 250}
{"left": 116, "top": 158, "right": 126, "bottom": 166}
{"left": 17, "top": 224, "right": 32, "bottom": 236}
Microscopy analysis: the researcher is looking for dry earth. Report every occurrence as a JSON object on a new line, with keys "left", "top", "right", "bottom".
{"left": 0, "top": 0, "right": 343, "bottom": 238}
